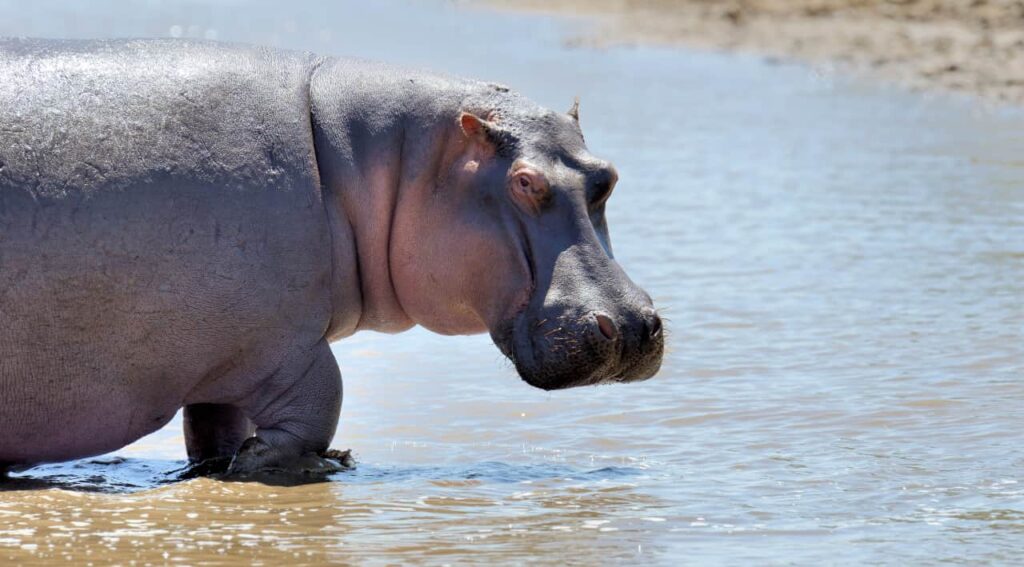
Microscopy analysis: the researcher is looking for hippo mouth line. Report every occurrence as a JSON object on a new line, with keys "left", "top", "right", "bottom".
{"left": 505, "top": 313, "right": 608, "bottom": 390}
{"left": 501, "top": 216, "right": 538, "bottom": 368}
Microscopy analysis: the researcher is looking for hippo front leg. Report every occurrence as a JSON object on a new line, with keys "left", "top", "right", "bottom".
{"left": 227, "top": 339, "right": 344, "bottom": 477}
{"left": 179, "top": 403, "right": 255, "bottom": 476}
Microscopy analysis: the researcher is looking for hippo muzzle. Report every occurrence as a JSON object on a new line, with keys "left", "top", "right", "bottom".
{"left": 493, "top": 239, "right": 664, "bottom": 391}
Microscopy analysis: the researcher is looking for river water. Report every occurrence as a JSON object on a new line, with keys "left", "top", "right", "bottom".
{"left": 1, "top": 0, "right": 1022, "bottom": 564}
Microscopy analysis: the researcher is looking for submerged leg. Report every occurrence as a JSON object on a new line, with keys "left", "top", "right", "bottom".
{"left": 184, "top": 403, "right": 255, "bottom": 463}
{"left": 227, "top": 339, "right": 344, "bottom": 476}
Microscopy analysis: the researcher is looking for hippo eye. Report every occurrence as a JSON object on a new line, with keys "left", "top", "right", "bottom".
{"left": 509, "top": 169, "right": 550, "bottom": 214}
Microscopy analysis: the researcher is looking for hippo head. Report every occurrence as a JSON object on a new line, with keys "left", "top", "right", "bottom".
{"left": 390, "top": 91, "right": 663, "bottom": 390}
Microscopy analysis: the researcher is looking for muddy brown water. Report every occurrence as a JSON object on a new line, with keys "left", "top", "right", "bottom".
{"left": 1, "top": 1, "right": 1022, "bottom": 564}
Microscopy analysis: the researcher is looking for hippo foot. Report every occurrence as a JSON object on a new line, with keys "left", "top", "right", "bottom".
{"left": 321, "top": 448, "right": 355, "bottom": 469}
{"left": 175, "top": 455, "right": 234, "bottom": 480}
{"left": 224, "top": 437, "right": 354, "bottom": 482}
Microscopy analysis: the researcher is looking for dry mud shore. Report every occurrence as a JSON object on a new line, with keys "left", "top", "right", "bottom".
{"left": 485, "top": 0, "right": 1024, "bottom": 105}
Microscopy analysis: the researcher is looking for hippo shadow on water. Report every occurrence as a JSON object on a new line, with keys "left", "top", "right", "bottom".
{"left": 0, "top": 456, "right": 194, "bottom": 493}
{"left": 0, "top": 449, "right": 355, "bottom": 493}
{"left": 0, "top": 453, "right": 643, "bottom": 494}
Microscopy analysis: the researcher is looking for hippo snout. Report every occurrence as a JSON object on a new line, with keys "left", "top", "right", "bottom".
{"left": 501, "top": 301, "right": 665, "bottom": 391}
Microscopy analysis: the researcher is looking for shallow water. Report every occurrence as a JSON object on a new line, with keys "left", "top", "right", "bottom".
{"left": 1, "top": 0, "right": 1022, "bottom": 564}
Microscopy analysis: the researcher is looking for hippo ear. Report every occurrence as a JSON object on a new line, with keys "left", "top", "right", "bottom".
{"left": 459, "top": 112, "right": 497, "bottom": 143}
{"left": 459, "top": 112, "right": 516, "bottom": 155}
{"left": 567, "top": 97, "right": 580, "bottom": 122}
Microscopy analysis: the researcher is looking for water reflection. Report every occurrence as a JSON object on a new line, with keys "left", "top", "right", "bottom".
{"left": 1, "top": 460, "right": 669, "bottom": 563}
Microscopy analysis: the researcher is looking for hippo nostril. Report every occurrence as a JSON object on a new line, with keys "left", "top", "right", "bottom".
{"left": 649, "top": 314, "right": 662, "bottom": 338}
{"left": 595, "top": 313, "right": 617, "bottom": 341}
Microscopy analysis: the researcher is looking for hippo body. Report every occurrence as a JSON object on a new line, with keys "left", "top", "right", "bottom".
{"left": 0, "top": 39, "right": 662, "bottom": 475}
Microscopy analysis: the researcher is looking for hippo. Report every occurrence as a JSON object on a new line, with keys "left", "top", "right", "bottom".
{"left": 0, "top": 39, "right": 663, "bottom": 477}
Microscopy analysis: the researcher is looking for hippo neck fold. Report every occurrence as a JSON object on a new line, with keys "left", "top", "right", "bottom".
{"left": 309, "top": 57, "right": 482, "bottom": 338}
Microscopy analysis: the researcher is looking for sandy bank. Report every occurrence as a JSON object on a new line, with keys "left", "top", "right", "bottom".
{"left": 483, "top": 0, "right": 1024, "bottom": 104}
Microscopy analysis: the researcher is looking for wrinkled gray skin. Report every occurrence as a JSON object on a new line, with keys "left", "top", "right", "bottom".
{"left": 0, "top": 39, "right": 663, "bottom": 476}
